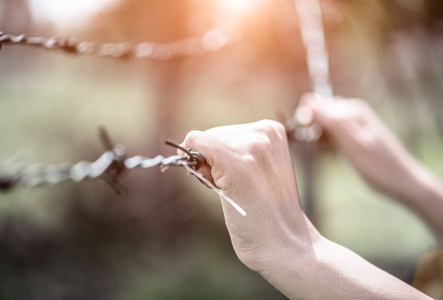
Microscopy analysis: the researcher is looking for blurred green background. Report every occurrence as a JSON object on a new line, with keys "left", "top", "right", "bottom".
{"left": 1, "top": 0, "right": 443, "bottom": 298}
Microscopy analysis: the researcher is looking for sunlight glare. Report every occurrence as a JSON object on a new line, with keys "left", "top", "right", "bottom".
{"left": 220, "top": 0, "right": 257, "bottom": 15}
{"left": 28, "top": 0, "right": 118, "bottom": 30}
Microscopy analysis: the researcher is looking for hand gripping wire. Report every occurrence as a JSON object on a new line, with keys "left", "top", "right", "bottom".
{"left": 163, "top": 140, "right": 247, "bottom": 216}
{"left": 0, "top": 128, "right": 247, "bottom": 216}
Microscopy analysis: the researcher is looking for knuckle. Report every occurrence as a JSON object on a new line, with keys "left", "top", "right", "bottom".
{"left": 260, "top": 119, "right": 278, "bottom": 129}
{"left": 273, "top": 121, "right": 287, "bottom": 137}
{"left": 183, "top": 130, "right": 203, "bottom": 148}
{"left": 247, "top": 138, "right": 270, "bottom": 157}
{"left": 259, "top": 119, "right": 286, "bottom": 138}
{"left": 329, "top": 101, "right": 361, "bottom": 124}
{"left": 256, "top": 119, "right": 273, "bottom": 131}
{"left": 248, "top": 124, "right": 281, "bottom": 156}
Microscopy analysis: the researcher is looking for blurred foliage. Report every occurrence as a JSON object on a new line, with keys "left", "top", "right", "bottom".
{"left": 0, "top": 0, "right": 443, "bottom": 299}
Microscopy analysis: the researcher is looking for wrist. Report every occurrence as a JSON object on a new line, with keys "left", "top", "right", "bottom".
{"left": 409, "top": 164, "right": 443, "bottom": 203}
{"left": 382, "top": 149, "right": 438, "bottom": 206}
{"left": 406, "top": 163, "right": 443, "bottom": 244}
{"left": 256, "top": 219, "right": 325, "bottom": 299}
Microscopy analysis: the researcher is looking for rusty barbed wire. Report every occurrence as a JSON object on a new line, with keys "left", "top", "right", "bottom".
{"left": 0, "top": 130, "right": 249, "bottom": 216}
{"left": 0, "top": 27, "right": 230, "bottom": 60}
{"left": 0, "top": 129, "right": 204, "bottom": 192}
{"left": 285, "top": 0, "right": 333, "bottom": 143}
{"left": 0, "top": 0, "right": 333, "bottom": 186}
{"left": 0, "top": 151, "right": 199, "bottom": 190}
{"left": 294, "top": 0, "right": 332, "bottom": 97}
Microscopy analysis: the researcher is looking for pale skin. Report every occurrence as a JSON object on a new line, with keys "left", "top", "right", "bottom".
{"left": 180, "top": 94, "right": 441, "bottom": 299}
{"left": 299, "top": 93, "right": 443, "bottom": 246}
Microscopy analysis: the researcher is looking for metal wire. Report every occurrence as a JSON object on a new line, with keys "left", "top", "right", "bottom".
{"left": 0, "top": 1, "right": 333, "bottom": 218}
{"left": 286, "top": 0, "right": 333, "bottom": 142}
{"left": 294, "top": 0, "right": 332, "bottom": 97}
{"left": 0, "top": 149, "right": 197, "bottom": 191}
{"left": 0, "top": 27, "right": 230, "bottom": 60}
{"left": 0, "top": 21, "right": 245, "bottom": 213}
{"left": 0, "top": 136, "right": 248, "bottom": 216}
{"left": 0, "top": 127, "right": 204, "bottom": 192}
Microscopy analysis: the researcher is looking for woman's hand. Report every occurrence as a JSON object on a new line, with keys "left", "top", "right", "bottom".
{"left": 182, "top": 120, "right": 321, "bottom": 273}
{"left": 297, "top": 93, "right": 443, "bottom": 245}
{"left": 298, "top": 93, "right": 423, "bottom": 201}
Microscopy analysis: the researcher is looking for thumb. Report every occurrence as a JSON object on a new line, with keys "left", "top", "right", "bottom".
{"left": 297, "top": 93, "right": 335, "bottom": 128}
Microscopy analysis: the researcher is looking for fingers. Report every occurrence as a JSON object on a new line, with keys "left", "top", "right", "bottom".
{"left": 296, "top": 93, "right": 316, "bottom": 125}
{"left": 182, "top": 130, "right": 218, "bottom": 167}
{"left": 179, "top": 130, "right": 219, "bottom": 187}
{"left": 196, "top": 163, "right": 215, "bottom": 185}
{"left": 298, "top": 93, "right": 370, "bottom": 132}
{"left": 177, "top": 130, "right": 218, "bottom": 170}
{"left": 298, "top": 93, "right": 338, "bottom": 128}
{"left": 180, "top": 120, "right": 288, "bottom": 189}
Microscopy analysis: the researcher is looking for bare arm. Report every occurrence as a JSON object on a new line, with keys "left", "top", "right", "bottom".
{"left": 298, "top": 94, "right": 443, "bottom": 245}
{"left": 182, "top": 120, "right": 431, "bottom": 299}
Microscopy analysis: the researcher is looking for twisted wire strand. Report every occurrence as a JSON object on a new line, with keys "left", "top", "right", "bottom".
{"left": 0, "top": 150, "right": 196, "bottom": 190}
{"left": 0, "top": 27, "right": 229, "bottom": 60}
{"left": 286, "top": 0, "right": 333, "bottom": 142}
{"left": 0, "top": 148, "right": 248, "bottom": 216}
{"left": 294, "top": 0, "right": 332, "bottom": 97}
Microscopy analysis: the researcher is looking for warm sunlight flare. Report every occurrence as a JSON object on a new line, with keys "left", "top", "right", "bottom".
{"left": 218, "top": 0, "right": 260, "bottom": 15}
{"left": 224, "top": 0, "right": 252, "bottom": 12}
{"left": 28, "top": 0, "right": 117, "bottom": 29}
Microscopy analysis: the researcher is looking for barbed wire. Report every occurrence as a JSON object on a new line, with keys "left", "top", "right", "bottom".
{"left": 294, "top": 0, "right": 332, "bottom": 97}
{"left": 286, "top": 0, "right": 333, "bottom": 143}
{"left": 0, "top": 27, "right": 230, "bottom": 60}
{"left": 0, "top": 0, "right": 332, "bottom": 218}
{"left": 0, "top": 128, "right": 247, "bottom": 216}
{"left": 0, "top": 150, "right": 197, "bottom": 189}
{"left": 0, "top": 129, "right": 201, "bottom": 192}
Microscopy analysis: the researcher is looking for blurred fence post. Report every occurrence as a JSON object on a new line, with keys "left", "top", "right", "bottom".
{"left": 293, "top": 141, "right": 319, "bottom": 225}
{"left": 145, "top": 0, "right": 193, "bottom": 233}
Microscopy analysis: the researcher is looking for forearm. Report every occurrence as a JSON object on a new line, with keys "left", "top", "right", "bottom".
{"left": 260, "top": 236, "right": 432, "bottom": 300}
{"left": 358, "top": 138, "right": 443, "bottom": 246}
{"left": 302, "top": 95, "right": 443, "bottom": 245}
{"left": 403, "top": 161, "right": 443, "bottom": 246}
